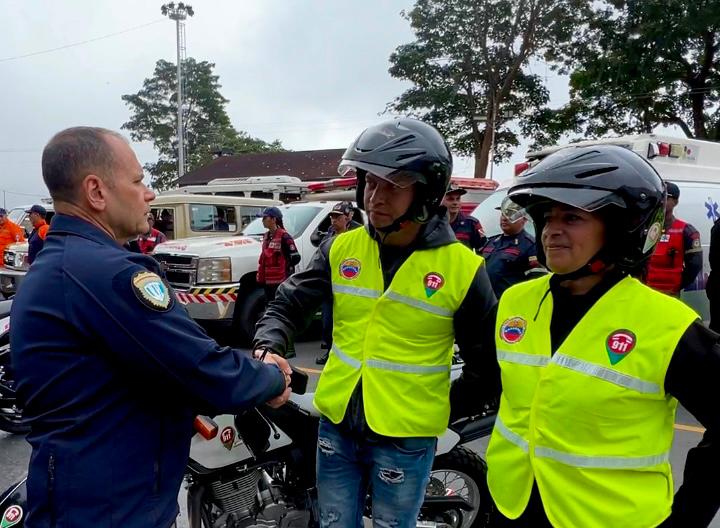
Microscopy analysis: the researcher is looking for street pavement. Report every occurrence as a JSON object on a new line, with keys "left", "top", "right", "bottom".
{"left": 1, "top": 338, "right": 718, "bottom": 527}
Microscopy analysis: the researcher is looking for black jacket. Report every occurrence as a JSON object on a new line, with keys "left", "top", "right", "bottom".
{"left": 254, "top": 214, "right": 499, "bottom": 435}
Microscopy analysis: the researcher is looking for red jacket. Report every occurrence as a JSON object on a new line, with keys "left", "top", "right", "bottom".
{"left": 257, "top": 228, "right": 299, "bottom": 285}
{"left": 137, "top": 228, "right": 167, "bottom": 254}
{"left": 646, "top": 218, "right": 686, "bottom": 295}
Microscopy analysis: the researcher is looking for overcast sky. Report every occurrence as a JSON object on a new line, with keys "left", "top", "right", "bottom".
{"left": 0, "top": 0, "right": 648, "bottom": 211}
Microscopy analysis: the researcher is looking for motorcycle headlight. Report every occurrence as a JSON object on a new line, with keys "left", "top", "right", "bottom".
{"left": 196, "top": 257, "right": 232, "bottom": 284}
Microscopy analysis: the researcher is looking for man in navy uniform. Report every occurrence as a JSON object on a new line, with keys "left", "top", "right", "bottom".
{"left": 481, "top": 204, "right": 540, "bottom": 298}
{"left": 11, "top": 126, "right": 292, "bottom": 528}
{"left": 442, "top": 183, "right": 486, "bottom": 252}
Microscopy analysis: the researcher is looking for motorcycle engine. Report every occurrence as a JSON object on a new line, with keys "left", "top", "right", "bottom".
{"left": 207, "top": 469, "right": 309, "bottom": 528}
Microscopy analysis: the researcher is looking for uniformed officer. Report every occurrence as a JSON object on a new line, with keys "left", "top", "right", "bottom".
{"left": 316, "top": 201, "right": 362, "bottom": 365}
{"left": 11, "top": 126, "right": 292, "bottom": 528}
{"left": 644, "top": 181, "right": 702, "bottom": 295}
{"left": 708, "top": 216, "right": 720, "bottom": 332}
{"left": 487, "top": 145, "right": 720, "bottom": 527}
{"left": 442, "top": 182, "right": 486, "bottom": 252}
{"left": 481, "top": 205, "right": 540, "bottom": 298}
{"left": 254, "top": 119, "right": 498, "bottom": 528}
{"left": 26, "top": 204, "right": 50, "bottom": 264}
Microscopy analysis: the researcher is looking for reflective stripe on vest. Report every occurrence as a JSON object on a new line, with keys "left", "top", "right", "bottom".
{"left": 331, "top": 343, "right": 450, "bottom": 374}
{"left": 314, "top": 227, "right": 482, "bottom": 437}
{"left": 495, "top": 415, "right": 670, "bottom": 469}
{"left": 486, "top": 274, "right": 698, "bottom": 528}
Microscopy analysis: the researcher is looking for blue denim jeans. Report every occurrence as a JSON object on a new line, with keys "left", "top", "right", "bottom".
{"left": 316, "top": 418, "right": 436, "bottom": 528}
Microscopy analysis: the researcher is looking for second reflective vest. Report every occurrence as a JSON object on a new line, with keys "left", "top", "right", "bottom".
{"left": 486, "top": 274, "right": 698, "bottom": 528}
{"left": 313, "top": 227, "right": 483, "bottom": 437}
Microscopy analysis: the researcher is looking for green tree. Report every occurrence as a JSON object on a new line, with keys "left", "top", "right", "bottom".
{"left": 122, "top": 58, "right": 284, "bottom": 190}
{"left": 554, "top": 0, "right": 720, "bottom": 141}
{"left": 387, "top": 0, "right": 590, "bottom": 178}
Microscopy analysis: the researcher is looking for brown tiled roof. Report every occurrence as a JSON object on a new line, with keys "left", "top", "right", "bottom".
{"left": 177, "top": 149, "right": 346, "bottom": 186}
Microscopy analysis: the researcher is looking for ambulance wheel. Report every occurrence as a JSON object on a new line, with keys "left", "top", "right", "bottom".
{"left": 233, "top": 287, "right": 266, "bottom": 344}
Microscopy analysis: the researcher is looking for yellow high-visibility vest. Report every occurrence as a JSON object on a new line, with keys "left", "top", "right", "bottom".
{"left": 487, "top": 274, "right": 698, "bottom": 528}
{"left": 313, "top": 227, "right": 483, "bottom": 437}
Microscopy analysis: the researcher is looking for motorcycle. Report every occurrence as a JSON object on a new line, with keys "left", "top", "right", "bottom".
{"left": 182, "top": 385, "right": 495, "bottom": 528}
{"left": 0, "top": 300, "right": 26, "bottom": 435}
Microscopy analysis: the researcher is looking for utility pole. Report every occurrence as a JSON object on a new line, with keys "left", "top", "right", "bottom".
{"left": 161, "top": 2, "right": 194, "bottom": 179}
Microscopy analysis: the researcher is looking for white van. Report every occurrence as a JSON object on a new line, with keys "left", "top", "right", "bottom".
{"left": 472, "top": 134, "right": 720, "bottom": 321}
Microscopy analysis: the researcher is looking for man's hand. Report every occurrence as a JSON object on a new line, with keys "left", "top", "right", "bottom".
{"left": 254, "top": 349, "right": 292, "bottom": 408}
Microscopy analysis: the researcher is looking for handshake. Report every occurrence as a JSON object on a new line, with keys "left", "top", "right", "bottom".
{"left": 253, "top": 348, "right": 306, "bottom": 408}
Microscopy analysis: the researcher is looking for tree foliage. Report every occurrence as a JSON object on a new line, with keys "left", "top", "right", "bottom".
{"left": 551, "top": 0, "right": 720, "bottom": 141}
{"left": 387, "top": 0, "right": 590, "bottom": 177}
{"left": 122, "top": 58, "right": 284, "bottom": 190}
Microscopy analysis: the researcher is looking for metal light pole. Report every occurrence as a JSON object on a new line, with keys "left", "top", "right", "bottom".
{"left": 161, "top": 2, "right": 194, "bottom": 179}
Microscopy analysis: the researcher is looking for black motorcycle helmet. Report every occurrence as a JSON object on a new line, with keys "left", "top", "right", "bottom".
{"left": 338, "top": 118, "right": 452, "bottom": 232}
{"left": 502, "top": 144, "right": 666, "bottom": 277}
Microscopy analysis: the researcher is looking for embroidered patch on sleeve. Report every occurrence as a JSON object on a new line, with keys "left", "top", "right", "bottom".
{"left": 132, "top": 271, "right": 172, "bottom": 311}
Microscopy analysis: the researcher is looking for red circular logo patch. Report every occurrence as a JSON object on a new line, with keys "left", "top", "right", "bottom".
{"left": 500, "top": 317, "right": 527, "bottom": 344}
{"left": 2, "top": 505, "right": 23, "bottom": 526}
{"left": 423, "top": 272, "right": 445, "bottom": 298}
{"left": 606, "top": 330, "right": 636, "bottom": 365}
{"left": 339, "top": 258, "right": 361, "bottom": 280}
{"left": 220, "top": 426, "right": 235, "bottom": 447}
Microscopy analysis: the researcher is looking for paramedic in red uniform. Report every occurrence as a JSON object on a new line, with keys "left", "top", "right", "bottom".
{"left": 644, "top": 182, "right": 702, "bottom": 296}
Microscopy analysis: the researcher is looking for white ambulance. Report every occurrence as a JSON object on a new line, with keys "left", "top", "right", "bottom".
{"left": 472, "top": 134, "right": 720, "bottom": 321}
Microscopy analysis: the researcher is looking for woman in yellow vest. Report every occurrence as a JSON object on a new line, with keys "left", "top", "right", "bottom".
{"left": 487, "top": 144, "right": 720, "bottom": 527}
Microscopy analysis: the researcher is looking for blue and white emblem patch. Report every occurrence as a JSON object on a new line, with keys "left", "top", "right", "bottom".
{"left": 132, "top": 271, "right": 172, "bottom": 311}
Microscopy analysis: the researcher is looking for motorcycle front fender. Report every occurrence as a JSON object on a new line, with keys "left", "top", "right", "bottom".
{"left": 435, "top": 428, "right": 461, "bottom": 457}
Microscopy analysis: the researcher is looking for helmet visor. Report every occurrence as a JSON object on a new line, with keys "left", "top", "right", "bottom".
{"left": 501, "top": 186, "right": 626, "bottom": 221}
{"left": 339, "top": 161, "right": 423, "bottom": 189}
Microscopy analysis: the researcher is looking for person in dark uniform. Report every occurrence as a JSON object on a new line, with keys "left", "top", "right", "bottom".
{"left": 481, "top": 204, "right": 540, "bottom": 298}
{"left": 644, "top": 181, "right": 702, "bottom": 296}
{"left": 257, "top": 206, "right": 301, "bottom": 302}
{"left": 708, "top": 216, "right": 720, "bottom": 332}
{"left": 10, "top": 126, "right": 292, "bottom": 528}
{"left": 26, "top": 204, "right": 50, "bottom": 264}
{"left": 316, "top": 201, "right": 362, "bottom": 365}
{"left": 442, "top": 182, "right": 486, "bottom": 252}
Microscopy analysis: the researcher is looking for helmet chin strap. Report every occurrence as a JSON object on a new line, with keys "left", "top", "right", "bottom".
{"left": 373, "top": 211, "right": 415, "bottom": 235}
{"left": 553, "top": 251, "right": 610, "bottom": 281}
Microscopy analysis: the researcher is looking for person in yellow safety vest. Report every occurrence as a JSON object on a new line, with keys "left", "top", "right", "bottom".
{"left": 252, "top": 118, "right": 499, "bottom": 528}
{"left": 486, "top": 144, "right": 720, "bottom": 528}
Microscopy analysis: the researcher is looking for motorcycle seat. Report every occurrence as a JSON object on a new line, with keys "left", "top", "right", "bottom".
{"left": 289, "top": 393, "right": 320, "bottom": 418}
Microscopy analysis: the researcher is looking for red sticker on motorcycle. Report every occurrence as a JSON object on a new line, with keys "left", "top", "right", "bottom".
{"left": 1, "top": 505, "right": 23, "bottom": 528}
{"left": 220, "top": 426, "right": 235, "bottom": 450}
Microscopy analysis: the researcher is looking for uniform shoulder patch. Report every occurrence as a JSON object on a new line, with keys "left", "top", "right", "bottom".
{"left": 131, "top": 271, "right": 172, "bottom": 311}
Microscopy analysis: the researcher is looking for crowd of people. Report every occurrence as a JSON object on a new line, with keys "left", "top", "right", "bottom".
{"left": 6, "top": 120, "right": 720, "bottom": 528}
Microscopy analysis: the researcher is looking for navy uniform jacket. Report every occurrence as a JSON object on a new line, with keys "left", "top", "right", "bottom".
{"left": 450, "top": 213, "right": 486, "bottom": 253}
{"left": 11, "top": 214, "right": 285, "bottom": 528}
{"left": 481, "top": 231, "right": 539, "bottom": 298}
